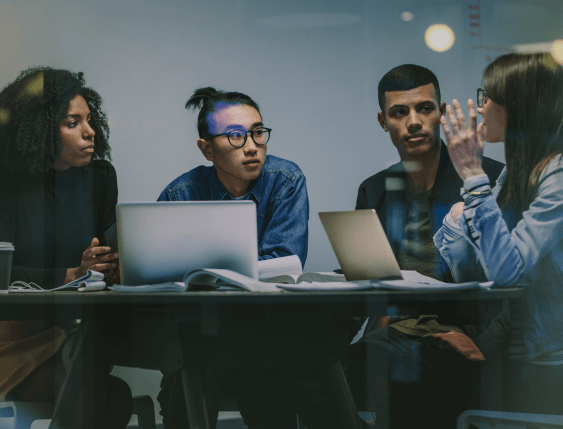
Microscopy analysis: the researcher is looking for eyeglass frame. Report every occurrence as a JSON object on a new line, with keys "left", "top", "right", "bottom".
{"left": 477, "top": 88, "right": 487, "bottom": 108}
{"left": 203, "top": 127, "right": 272, "bottom": 148}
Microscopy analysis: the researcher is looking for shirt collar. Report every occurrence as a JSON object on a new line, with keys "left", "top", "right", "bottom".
{"left": 496, "top": 167, "right": 507, "bottom": 188}
{"left": 209, "top": 165, "right": 265, "bottom": 203}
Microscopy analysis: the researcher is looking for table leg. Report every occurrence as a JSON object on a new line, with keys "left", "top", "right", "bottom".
{"left": 326, "top": 361, "right": 364, "bottom": 429}
{"left": 48, "top": 313, "right": 94, "bottom": 429}
{"left": 205, "top": 369, "right": 223, "bottom": 429}
{"left": 180, "top": 367, "right": 211, "bottom": 429}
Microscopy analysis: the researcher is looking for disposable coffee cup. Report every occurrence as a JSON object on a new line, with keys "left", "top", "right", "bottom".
{"left": 0, "top": 242, "right": 15, "bottom": 291}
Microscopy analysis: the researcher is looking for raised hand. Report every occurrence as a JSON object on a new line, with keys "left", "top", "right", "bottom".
{"left": 450, "top": 202, "right": 464, "bottom": 225}
{"left": 64, "top": 237, "right": 119, "bottom": 283}
{"left": 440, "top": 99, "right": 486, "bottom": 181}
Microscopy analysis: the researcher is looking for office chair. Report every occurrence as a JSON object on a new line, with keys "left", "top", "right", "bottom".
{"left": 0, "top": 394, "right": 156, "bottom": 429}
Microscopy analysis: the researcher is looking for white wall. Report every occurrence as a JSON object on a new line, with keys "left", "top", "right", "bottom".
{"left": 1, "top": 0, "right": 561, "bottom": 273}
{"left": 2, "top": 0, "right": 561, "bottom": 422}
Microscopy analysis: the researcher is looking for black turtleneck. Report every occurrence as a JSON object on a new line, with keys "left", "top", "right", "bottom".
{"left": 0, "top": 160, "right": 117, "bottom": 289}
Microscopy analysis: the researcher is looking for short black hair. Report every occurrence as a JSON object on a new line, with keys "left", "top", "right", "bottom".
{"left": 378, "top": 64, "right": 441, "bottom": 112}
{"left": 0, "top": 66, "right": 110, "bottom": 174}
{"left": 185, "top": 87, "right": 261, "bottom": 138}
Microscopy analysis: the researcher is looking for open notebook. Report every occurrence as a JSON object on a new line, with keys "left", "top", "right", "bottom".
{"left": 10, "top": 270, "right": 107, "bottom": 293}
{"left": 110, "top": 268, "right": 492, "bottom": 292}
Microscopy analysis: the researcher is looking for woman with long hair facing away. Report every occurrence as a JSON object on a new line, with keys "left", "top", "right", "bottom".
{"left": 436, "top": 52, "right": 563, "bottom": 413}
{"left": 0, "top": 67, "right": 132, "bottom": 428}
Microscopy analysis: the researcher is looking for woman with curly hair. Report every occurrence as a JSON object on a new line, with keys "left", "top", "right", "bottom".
{"left": 0, "top": 67, "right": 132, "bottom": 427}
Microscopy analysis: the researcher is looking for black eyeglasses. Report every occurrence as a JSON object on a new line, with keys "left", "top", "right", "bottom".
{"left": 204, "top": 127, "right": 272, "bottom": 148}
{"left": 477, "top": 88, "right": 487, "bottom": 108}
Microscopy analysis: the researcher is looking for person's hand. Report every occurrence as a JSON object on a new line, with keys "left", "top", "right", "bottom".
{"left": 105, "top": 265, "right": 121, "bottom": 287}
{"left": 64, "top": 238, "right": 119, "bottom": 283}
{"left": 450, "top": 202, "right": 464, "bottom": 225}
{"left": 440, "top": 99, "right": 486, "bottom": 181}
{"left": 423, "top": 330, "right": 485, "bottom": 361}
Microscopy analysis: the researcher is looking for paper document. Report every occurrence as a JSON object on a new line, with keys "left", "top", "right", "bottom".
{"left": 107, "top": 269, "right": 493, "bottom": 293}
{"left": 10, "top": 270, "right": 107, "bottom": 293}
{"left": 377, "top": 280, "right": 493, "bottom": 290}
{"left": 111, "top": 268, "right": 280, "bottom": 293}
{"left": 277, "top": 281, "right": 374, "bottom": 291}
{"left": 111, "top": 282, "right": 187, "bottom": 292}
{"left": 274, "top": 270, "right": 493, "bottom": 292}
{"left": 257, "top": 255, "right": 302, "bottom": 279}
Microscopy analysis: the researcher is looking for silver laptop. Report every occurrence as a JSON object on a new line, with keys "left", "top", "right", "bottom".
{"left": 318, "top": 209, "right": 403, "bottom": 281}
{"left": 116, "top": 201, "right": 258, "bottom": 285}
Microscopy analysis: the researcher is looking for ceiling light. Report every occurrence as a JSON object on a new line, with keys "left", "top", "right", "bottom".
{"left": 551, "top": 40, "right": 563, "bottom": 64}
{"left": 425, "top": 24, "right": 455, "bottom": 52}
{"left": 401, "top": 12, "right": 414, "bottom": 22}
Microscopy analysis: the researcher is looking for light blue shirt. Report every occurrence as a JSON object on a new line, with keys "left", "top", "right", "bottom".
{"left": 434, "top": 156, "right": 563, "bottom": 359}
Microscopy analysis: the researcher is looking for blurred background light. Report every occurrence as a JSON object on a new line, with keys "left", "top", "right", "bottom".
{"left": 513, "top": 41, "right": 552, "bottom": 53}
{"left": 401, "top": 11, "right": 414, "bottom": 22}
{"left": 550, "top": 39, "right": 563, "bottom": 64}
{"left": 512, "top": 40, "right": 563, "bottom": 65}
{"left": 424, "top": 24, "right": 455, "bottom": 52}
{"left": 258, "top": 13, "right": 361, "bottom": 28}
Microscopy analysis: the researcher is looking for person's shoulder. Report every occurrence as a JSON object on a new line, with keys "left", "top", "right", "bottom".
{"left": 261, "top": 155, "right": 305, "bottom": 180}
{"left": 161, "top": 165, "right": 212, "bottom": 197}
{"left": 85, "top": 160, "right": 117, "bottom": 186}
{"left": 545, "top": 153, "right": 563, "bottom": 171}
{"left": 89, "top": 159, "right": 116, "bottom": 175}
{"left": 539, "top": 153, "right": 563, "bottom": 184}
{"left": 359, "top": 161, "right": 402, "bottom": 189}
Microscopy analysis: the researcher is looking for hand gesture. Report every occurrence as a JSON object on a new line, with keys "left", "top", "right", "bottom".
{"left": 65, "top": 238, "right": 119, "bottom": 283}
{"left": 105, "top": 265, "right": 121, "bottom": 287}
{"left": 440, "top": 99, "right": 486, "bottom": 181}
{"left": 449, "top": 202, "right": 464, "bottom": 225}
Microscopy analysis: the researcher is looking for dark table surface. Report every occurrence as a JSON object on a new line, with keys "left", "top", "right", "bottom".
{"left": 0, "top": 287, "right": 524, "bottom": 320}
{"left": 20, "top": 287, "right": 521, "bottom": 429}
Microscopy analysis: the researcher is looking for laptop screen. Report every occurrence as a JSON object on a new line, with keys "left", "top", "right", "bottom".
{"left": 116, "top": 201, "right": 258, "bottom": 285}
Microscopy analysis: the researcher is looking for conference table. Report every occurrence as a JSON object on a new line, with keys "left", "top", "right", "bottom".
{"left": 0, "top": 286, "right": 524, "bottom": 429}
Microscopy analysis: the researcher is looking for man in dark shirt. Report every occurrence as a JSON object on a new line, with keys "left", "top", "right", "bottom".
{"left": 349, "top": 65, "right": 505, "bottom": 429}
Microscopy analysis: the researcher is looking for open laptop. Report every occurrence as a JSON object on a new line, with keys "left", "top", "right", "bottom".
{"left": 115, "top": 201, "right": 258, "bottom": 285}
{"left": 318, "top": 209, "right": 403, "bottom": 281}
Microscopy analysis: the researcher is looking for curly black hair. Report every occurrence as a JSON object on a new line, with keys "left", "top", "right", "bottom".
{"left": 0, "top": 66, "right": 111, "bottom": 174}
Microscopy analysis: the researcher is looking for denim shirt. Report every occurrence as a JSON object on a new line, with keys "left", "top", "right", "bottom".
{"left": 157, "top": 155, "right": 309, "bottom": 267}
{"left": 434, "top": 156, "right": 563, "bottom": 359}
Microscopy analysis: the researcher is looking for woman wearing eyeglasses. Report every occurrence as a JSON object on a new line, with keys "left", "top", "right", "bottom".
{"left": 436, "top": 52, "right": 563, "bottom": 414}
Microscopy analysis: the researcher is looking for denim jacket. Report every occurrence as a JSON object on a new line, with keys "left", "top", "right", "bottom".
{"left": 434, "top": 156, "right": 563, "bottom": 359}
{"left": 157, "top": 155, "right": 309, "bottom": 267}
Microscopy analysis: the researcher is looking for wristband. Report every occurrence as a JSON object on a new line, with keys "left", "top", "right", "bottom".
{"left": 462, "top": 188, "right": 492, "bottom": 196}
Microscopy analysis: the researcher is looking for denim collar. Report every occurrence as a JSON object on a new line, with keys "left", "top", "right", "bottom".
{"left": 496, "top": 167, "right": 507, "bottom": 188}
{"left": 209, "top": 165, "right": 265, "bottom": 203}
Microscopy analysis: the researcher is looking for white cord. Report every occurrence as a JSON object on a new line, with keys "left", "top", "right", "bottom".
{"left": 9, "top": 281, "right": 44, "bottom": 291}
